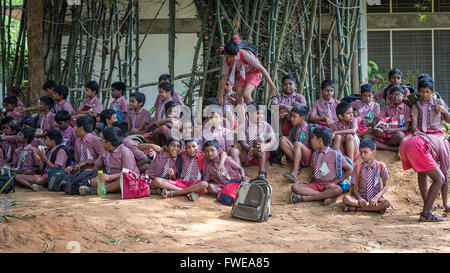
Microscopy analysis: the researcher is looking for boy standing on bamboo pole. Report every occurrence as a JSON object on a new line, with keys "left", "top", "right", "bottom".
{"left": 218, "top": 36, "right": 278, "bottom": 115}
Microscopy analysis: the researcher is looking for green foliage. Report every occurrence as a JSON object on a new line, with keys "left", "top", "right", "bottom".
{"left": 368, "top": 60, "right": 419, "bottom": 91}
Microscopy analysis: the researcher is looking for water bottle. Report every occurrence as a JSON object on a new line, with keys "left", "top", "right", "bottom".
{"left": 97, "top": 170, "right": 107, "bottom": 197}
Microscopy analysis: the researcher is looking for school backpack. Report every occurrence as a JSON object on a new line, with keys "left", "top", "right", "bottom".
{"left": 217, "top": 182, "right": 241, "bottom": 206}
{"left": 349, "top": 162, "right": 383, "bottom": 196}
{"left": 176, "top": 151, "right": 205, "bottom": 180}
{"left": 50, "top": 145, "right": 75, "bottom": 167}
{"left": 341, "top": 94, "right": 362, "bottom": 104}
{"left": 383, "top": 85, "right": 413, "bottom": 101}
{"left": 47, "top": 167, "right": 74, "bottom": 192}
{"left": 331, "top": 148, "right": 353, "bottom": 192}
{"left": 231, "top": 177, "right": 272, "bottom": 222}
{"left": 64, "top": 170, "right": 98, "bottom": 195}
{"left": 0, "top": 175, "right": 16, "bottom": 194}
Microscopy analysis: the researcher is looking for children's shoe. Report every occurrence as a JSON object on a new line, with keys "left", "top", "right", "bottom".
{"left": 323, "top": 198, "right": 337, "bottom": 206}
{"left": 283, "top": 173, "right": 297, "bottom": 183}
{"left": 79, "top": 185, "right": 95, "bottom": 196}
{"left": 31, "top": 184, "right": 45, "bottom": 192}
{"left": 291, "top": 194, "right": 304, "bottom": 204}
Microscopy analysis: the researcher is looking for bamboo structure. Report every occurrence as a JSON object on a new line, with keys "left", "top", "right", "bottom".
{"left": 0, "top": 0, "right": 364, "bottom": 107}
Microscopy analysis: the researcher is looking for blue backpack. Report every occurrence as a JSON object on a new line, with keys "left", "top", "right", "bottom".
{"left": 331, "top": 148, "right": 353, "bottom": 192}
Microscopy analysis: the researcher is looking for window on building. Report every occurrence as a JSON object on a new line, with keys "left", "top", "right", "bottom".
{"left": 392, "top": 30, "right": 433, "bottom": 83}
{"left": 435, "top": 0, "right": 450, "bottom": 12}
{"left": 367, "top": 0, "right": 390, "bottom": 13}
{"left": 367, "top": 31, "right": 391, "bottom": 73}
{"left": 434, "top": 30, "right": 450, "bottom": 103}
{"left": 392, "top": 0, "right": 432, "bottom": 13}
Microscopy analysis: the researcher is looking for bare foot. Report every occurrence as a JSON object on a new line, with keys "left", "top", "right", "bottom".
{"left": 280, "top": 154, "right": 288, "bottom": 165}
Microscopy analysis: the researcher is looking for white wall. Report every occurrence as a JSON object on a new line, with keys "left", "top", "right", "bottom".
{"left": 67, "top": 0, "right": 200, "bottom": 110}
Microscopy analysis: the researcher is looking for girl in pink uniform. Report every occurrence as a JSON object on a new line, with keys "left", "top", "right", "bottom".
{"left": 218, "top": 37, "right": 278, "bottom": 108}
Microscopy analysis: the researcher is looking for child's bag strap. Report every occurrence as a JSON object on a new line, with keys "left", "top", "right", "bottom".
{"left": 350, "top": 163, "right": 362, "bottom": 197}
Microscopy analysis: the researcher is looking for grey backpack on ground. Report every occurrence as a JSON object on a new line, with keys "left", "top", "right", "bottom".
{"left": 231, "top": 177, "right": 272, "bottom": 222}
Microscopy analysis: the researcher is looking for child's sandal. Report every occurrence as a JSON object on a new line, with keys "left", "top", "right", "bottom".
{"left": 291, "top": 194, "right": 304, "bottom": 204}
{"left": 343, "top": 205, "right": 358, "bottom": 213}
{"left": 283, "top": 172, "right": 297, "bottom": 183}
{"left": 161, "top": 189, "right": 174, "bottom": 199}
{"left": 258, "top": 171, "right": 267, "bottom": 180}
{"left": 419, "top": 211, "right": 443, "bottom": 222}
{"left": 187, "top": 192, "right": 199, "bottom": 201}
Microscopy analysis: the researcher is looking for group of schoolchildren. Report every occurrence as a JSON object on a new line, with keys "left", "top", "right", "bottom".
{"left": 1, "top": 36, "right": 449, "bottom": 223}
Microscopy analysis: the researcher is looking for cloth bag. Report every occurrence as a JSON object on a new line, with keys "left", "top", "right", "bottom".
{"left": 120, "top": 168, "right": 150, "bottom": 199}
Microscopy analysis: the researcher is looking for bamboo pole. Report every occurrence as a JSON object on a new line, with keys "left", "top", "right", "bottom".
{"left": 297, "top": 0, "right": 318, "bottom": 99}
{"left": 199, "top": 17, "right": 217, "bottom": 99}
{"left": 0, "top": 0, "right": 6, "bottom": 96}
{"left": 185, "top": 1, "right": 213, "bottom": 104}
{"left": 338, "top": 0, "right": 360, "bottom": 98}
{"left": 169, "top": 0, "right": 176, "bottom": 78}
{"left": 134, "top": 0, "right": 139, "bottom": 91}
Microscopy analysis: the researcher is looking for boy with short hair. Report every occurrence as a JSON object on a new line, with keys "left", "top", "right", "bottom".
{"left": 53, "top": 85, "right": 75, "bottom": 115}
{"left": 15, "top": 130, "right": 69, "bottom": 192}
{"left": 342, "top": 138, "right": 391, "bottom": 214}
{"left": 10, "top": 127, "right": 39, "bottom": 175}
{"left": 203, "top": 140, "right": 249, "bottom": 198}
{"left": 279, "top": 105, "right": 313, "bottom": 183}
{"left": 65, "top": 115, "right": 104, "bottom": 173}
{"left": 2, "top": 96, "right": 23, "bottom": 122}
{"left": 351, "top": 83, "right": 380, "bottom": 137}
{"left": 154, "top": 82, "right": 176, "bottom": 121}
{"left": 291, "top": 126, "right": 353, "bottom": 206}
{"left": 6, "top": 86, "right": 24, "bottom": 108}
{"left": 37, "top": 96, "right": 58, "bottom": 133}
{"left": 55, "top": 110, "right": 77, "bottom": 147}
{"left": 237, "top": 102, "right": 276, "bottom": 179}
{"left": 410, "top": 80, "right": 449, "bottom": 136}
{"left": 74, "top": 80, "right": 104, "bottom": 118}
{"left": 368, "top": 86, "right": 410, "bottom": 152}
{"left": 43, "top": 79, "right": 57, "bottom": 97}
{"left": 152, "top": 74, "right": 184, "bottom": 113}
{"left": 151, "top": 138, "right": 209, "bottom": 201}
{"left": 330, "top": 102, "right": 359, "bottom": 161}
{"left": 126, "top": 92, "right": 151, "bottom": 135}
{"left": 79, "top": 126, "right": 139, "bottom": 195}
{"left": 271, "top": 74, "right": 307, "bottom": 136}
{"left": 309, "top": 80, "right": 341, "bottom": 127}
{"left": 109, "top": 81, "right": 129, "bottom": 121}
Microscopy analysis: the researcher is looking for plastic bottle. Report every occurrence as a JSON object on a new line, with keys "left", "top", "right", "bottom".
{"left": 97, "top": 170, "right": 107, "bottom": 197}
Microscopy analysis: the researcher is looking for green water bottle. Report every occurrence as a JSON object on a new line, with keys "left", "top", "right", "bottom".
{"left": 97, "top": 170, "right": 107, "bottom": 197}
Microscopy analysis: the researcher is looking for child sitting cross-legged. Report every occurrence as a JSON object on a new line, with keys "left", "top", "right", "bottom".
{"left": 79, "top": 126, "right": 140, "bottom": 195}
{"left": 10, "top": 128, "right": 39, "bottom": 176}
{"left": 150, "top": 138, "right": 211, "bottom": 201}
{"left": 15, "top": 130, "right": 70, "bottom": 192}
{"left": 145, "top": 136, "right": 182, "bottom": 193}
{"left": 203, "top": 140, "right": 249, "bottom": 198}
{"left": 291, "top": 126, "right": 353, "bottom": 206}
{"left": 279, "top": 105, "right": 313, "bottom": 183}
{"left": 237, "top": 102, "right": 276, "bottom": 179}
{"left": 330, "top": 102, "right": 359, "bottom": 161}
{"left": 366, "top": 86, "right": 410, "bottom": 152}
{"left": 342, "top": 138, "right": 391, "bottom": 214}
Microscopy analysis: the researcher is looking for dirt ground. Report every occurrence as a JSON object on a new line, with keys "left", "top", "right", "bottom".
{"left": 0, "top": 150, "right": 449, "bottom": 253}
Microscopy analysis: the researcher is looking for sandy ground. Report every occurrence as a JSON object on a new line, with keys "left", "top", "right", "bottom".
{"left": 0, "top": 150, "right": 449, "bottom": 253}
